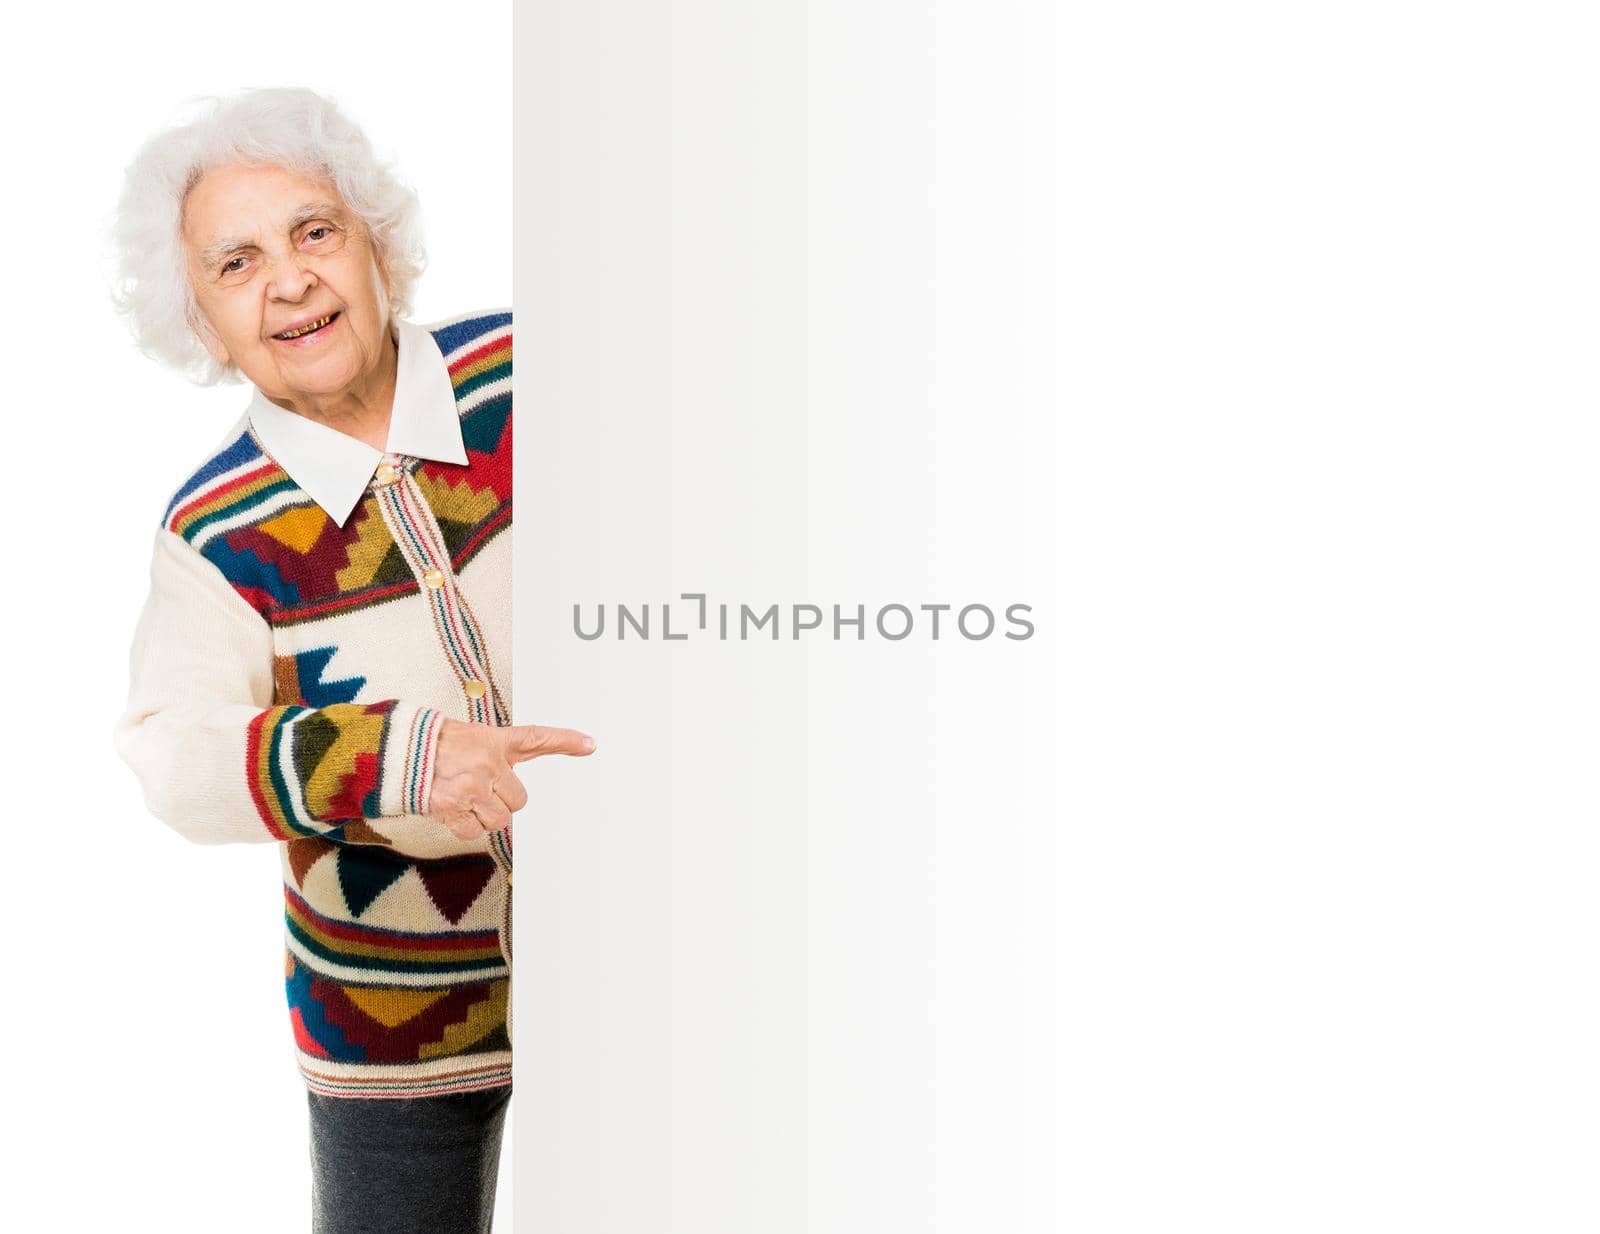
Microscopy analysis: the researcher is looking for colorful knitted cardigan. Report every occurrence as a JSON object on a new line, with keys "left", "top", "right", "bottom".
{"left": 115, "top": 310, "right": 515, "bottom": 1098}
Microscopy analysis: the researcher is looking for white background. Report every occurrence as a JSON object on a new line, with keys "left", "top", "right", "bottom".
{"left": 2, "top": 3, "right": 510, "bottom": 1230}
{"left": 514, "top": 2, "right": 1598, "bottom": 1232}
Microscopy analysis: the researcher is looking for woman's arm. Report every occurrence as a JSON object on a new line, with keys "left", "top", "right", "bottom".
{"left": 113, "top": 527, "right": 444, "bottom": 845}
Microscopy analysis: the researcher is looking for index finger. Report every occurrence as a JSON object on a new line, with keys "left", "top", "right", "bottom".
{"left": 502, "top": 724, "right": 596, "bottom": 762}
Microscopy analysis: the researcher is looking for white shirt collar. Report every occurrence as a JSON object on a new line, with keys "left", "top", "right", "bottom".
{"left": 246, "top": 317, "right": 469, "bottom": 527}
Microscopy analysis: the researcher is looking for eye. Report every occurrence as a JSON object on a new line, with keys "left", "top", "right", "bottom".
{"left": 296, "top": 221, "right": 347, "bottom": 254}
{"left": 221, "top": 256, "right": 249, "bottom": 276}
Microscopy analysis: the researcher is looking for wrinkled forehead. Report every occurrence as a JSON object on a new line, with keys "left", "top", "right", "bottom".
{"left": 181, "top": 162, "right": 355, "bottom": 257}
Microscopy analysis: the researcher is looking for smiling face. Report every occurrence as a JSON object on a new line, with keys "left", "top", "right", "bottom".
{"left": 181, "top": 162, "right": 394, "bottom": 408}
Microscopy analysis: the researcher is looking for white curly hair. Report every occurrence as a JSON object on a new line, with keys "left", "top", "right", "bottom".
{"left": 111, "top": 87, "right": 426, "bottom": 386}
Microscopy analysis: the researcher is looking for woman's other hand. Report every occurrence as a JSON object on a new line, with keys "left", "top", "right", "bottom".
{"left": 428, "top": 719, "right": 596, "bottom": 840}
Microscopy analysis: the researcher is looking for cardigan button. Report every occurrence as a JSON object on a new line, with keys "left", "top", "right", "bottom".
{"left": 464, "top": 679, "right": 486, "bottom": 699}
{"left": 423, "top": 568, "right": 446, "bottom": 589}
{"left": 373, "top": 463, "right": 398, "bottom": 486}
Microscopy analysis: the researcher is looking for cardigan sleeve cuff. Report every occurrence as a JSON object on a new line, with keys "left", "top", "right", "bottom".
{"left": 379, "top": 702, "right": 447, "bottom": 819}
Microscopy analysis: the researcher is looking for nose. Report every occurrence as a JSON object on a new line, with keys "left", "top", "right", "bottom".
{"left": 266, "top": 253, "right": 317, "bottom": 301}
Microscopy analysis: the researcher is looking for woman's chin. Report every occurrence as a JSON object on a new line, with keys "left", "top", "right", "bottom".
{"left": 259, "top": 352, "right": 365, "bottom": 400}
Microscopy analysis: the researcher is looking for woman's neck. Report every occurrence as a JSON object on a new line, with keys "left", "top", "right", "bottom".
{"left": 269, "top": 330, "right": 400, "bottom": 451}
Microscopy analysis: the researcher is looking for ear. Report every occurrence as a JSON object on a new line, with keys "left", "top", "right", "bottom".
{"left": 376, "top": 252, "right": 395, "bottom": 302}
{"left": 188, "top": 306, "right": 231, "bottom": 369}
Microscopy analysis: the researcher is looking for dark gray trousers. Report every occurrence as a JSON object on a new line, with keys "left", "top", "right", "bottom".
{"left": 307, "top": 1086, "right": 511, "bottom": 1234}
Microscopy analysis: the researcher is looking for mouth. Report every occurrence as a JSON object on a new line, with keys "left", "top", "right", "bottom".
{"left": 272, "top": 311, "right": 341, "bottom": 342}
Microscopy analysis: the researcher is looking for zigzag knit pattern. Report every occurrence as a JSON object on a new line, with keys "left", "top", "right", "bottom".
{"left": 129, "top": 310, "right": 516, "bottom": 1098}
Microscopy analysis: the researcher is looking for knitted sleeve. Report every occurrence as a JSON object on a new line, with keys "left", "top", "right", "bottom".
{"left": 113, "top": 527, "right": 448, "bottom": 845}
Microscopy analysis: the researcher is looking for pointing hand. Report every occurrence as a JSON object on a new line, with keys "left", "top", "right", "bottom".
{"left": 427, "top": 719, "right": 596, "bottom": 841}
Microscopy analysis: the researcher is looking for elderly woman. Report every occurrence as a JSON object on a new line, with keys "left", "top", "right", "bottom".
{"left": 111, "top": 88, "right": 592, "bottom": 1234}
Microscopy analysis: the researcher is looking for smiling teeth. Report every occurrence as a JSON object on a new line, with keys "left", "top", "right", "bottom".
{"left": 277, "top": 315, "right": 333, "bottom": 339}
